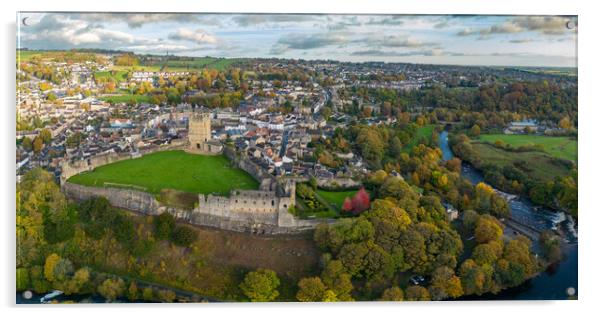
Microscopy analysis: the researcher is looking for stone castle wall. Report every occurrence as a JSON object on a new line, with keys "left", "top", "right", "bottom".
{"left": 223, "top": 145, "right": 274, "bottom": 184}
{"left": 61, "top": 142, "right": 325, "bottom": 235}
{"left": 62, "top": 182, "right": 162, "bottom": 215}
{"left": 62, "top": 182, "right": 326, "bottom": 234}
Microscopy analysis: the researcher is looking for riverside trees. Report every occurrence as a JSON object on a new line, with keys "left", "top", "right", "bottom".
{"left": 303, "top": 169, "right": 539, "bottom": 301}
{"left": 450, "top": 132, "right": 577, "bottom": 217}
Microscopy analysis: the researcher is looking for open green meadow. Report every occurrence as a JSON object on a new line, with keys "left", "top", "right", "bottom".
{"left": 479, "top": 134, "right": 577, "bottom": 162}
{"left": 164, "top": 57, "right": 240, "bottom": 71}
{"left": 94, "top": 70, "right": 129, "bottom": 83}
{"left": 99, "top": 94, "right": 152, "bottom": 104}
{"left": 317, "top": 189, "right": 361, "bottom": 209}
{"left": 402, "top": 124, "right": 435, "bottom": 153}
{"left": 110, "top": 57, "right": 239, "bottom": 73}
{"left": 17, "top": 50, "right": 42, "bottom": 61}
{"left": 472, "top": 142, "right": 573, "bottom": 181}
{"left": 68, "top": 150, "right": 259, "bottom": 195}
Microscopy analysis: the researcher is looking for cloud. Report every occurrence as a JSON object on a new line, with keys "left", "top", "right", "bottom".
{"left": 351, "top": 48, "right": 460, "bottom": 57}
{"left": 71, "top": 13, "right": 201, "bottom": 28}
{"left": 509, "top": 38, "right": 534, "bottom": 44}
{"left": 232, "top": 14, "right": 316, "bottom": 27}
{"left": 168, "top": 28, "right": 217, "bottom": 44}
{"left": 269, "top": 44, "right": 289, "bottom": 55}
{"left": 274, "top": 32, "right": 348, "bottom": 51}
{"left": 488, "top": 22, "right": 523, "bottom": 34}
{"left": 361, "top": 35, "right": 438, "bottom": 48}
{"left": 434, "top": 21, "right": 449, "bottom": 29}
{"left": 20, "top": 14, "right": 149, "bottom": 49}
{"left": 124, "top": 44, "right": 192, "bottom": 53}
{"left": 326, "top": 16, "right": 362, "bottom": 30}
{"left": 365, "top": 16, "right": 404, "bottom": 26}
{"left": 457, "top": 16, "right": 575, "bottom": 37}
{"left": 456, "top": 22, "right": 522, "bottom": 36}
{"left": 512, "top": 16, "right": 575, "bottom": 35}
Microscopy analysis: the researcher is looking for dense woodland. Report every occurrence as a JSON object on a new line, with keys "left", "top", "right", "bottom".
{"left": 341, "top": 81, "right": 577, "bottom": 130}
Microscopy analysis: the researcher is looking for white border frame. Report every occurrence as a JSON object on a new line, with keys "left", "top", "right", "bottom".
{"left": 2, "top": 1, "right": 599, "bottom": 316}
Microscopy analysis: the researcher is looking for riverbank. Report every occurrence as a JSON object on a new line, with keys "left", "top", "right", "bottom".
{"left": 439, "top": 130, "right": 578, "bottom": 300}
{"left": 446, "top": 131, "right": 577, "bottom": 219}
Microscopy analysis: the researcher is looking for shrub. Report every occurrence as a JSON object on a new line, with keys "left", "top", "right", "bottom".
{"left": 154, "top": 212, "right": 175, "bottom": 240}
{"left": 16, "top": 268, "right": 30, "bottom": 291}
{"left": 240, "top": 269, "right": 280, "bottom": 302}
{"left": 170, "top": 225, "right": 198, "bottom": 247}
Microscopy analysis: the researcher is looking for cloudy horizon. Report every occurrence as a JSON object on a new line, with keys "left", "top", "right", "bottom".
{"left": 17, "top": 13, "right": 578, "bottom": 68}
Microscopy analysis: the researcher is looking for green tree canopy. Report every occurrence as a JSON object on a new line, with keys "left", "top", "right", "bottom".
{"left": 240, "top": 269, "right": 280, "bottom": 302}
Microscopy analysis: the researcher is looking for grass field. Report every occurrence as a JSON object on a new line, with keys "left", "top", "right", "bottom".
{"left": 94, "top": 70, "right": 129, "bottom": 83}
{"left": 109, "top": 57, "right": 239, "bottom": 73}
{"left": 99, "top": 94, "right": 152, "bottom": 104}
{"left": 17, "top": 50, "right": 42, "bottom": 61}
{"left": 317, "top": 189, "right": 361, "bottom": 209}
{"left": 471, "top": 142, "right": 573, "bottom": 181}
{"left": 479, "top": 134, "right": 577, "bottom": 162}
{"left": 164, "top": 57, "right": 239, "bottom": 71}
{"left": 112, "top": 65, "right": 164, "bottom": 72}
{"left": 402, "top": 124, "right": 436, "bottom": 153}
{"left": 68, "top": 150, "right": 259, "bottom": 195}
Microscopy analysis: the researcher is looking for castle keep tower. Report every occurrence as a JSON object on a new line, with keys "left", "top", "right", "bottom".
{"left": 189, "top": 113, "right": 211, "bottom": 148}
{"left": 188, "top": 112, "right": 223, "bottom": 154}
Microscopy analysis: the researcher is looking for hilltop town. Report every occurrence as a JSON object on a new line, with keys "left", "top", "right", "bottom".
{"left": 16, "top": 50, "right": 578, "bottom": 303}
{"left": 16, "top": 51, "right": 575, "bottom": 183}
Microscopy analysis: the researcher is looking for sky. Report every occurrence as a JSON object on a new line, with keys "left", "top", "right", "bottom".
{"left": 17, "top": 13, "right": 578, "bottom": 67}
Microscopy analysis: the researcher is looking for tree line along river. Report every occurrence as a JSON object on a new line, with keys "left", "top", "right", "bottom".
{"left": 439, "top": 130, "right": 577, "bottom": 300}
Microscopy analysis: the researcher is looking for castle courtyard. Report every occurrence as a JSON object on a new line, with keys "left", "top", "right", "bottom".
{"left": 67, "top": 150, "right": 259, "bottom": 196}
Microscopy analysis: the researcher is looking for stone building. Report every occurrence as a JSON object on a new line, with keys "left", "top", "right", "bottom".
{"left": 188, "top": 112, "right": 223, "bottom": 154}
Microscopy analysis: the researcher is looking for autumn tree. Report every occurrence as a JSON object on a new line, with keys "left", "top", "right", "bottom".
{"left": 351, "top": 187, "right": 371, "bottom": 214}
{"left": 474, "top": 215, "right": 503, "bottom": 244}
{"left": 32, "top": 136, "right": 43, "bottom": 153}
{"left": 539, "top": 230, "right": 563, "bottom": 263}
{"left": 43, "top": 253, "right": 61, "bottom": 282}
{"left": 170, "top": 225, "right": 198, "bottom": 247}
{"left": 380, "top": 286, "right": 404, "bottom": 301}
{"left": 470, "top": 124, "right": 481, "bottom": 137}
{"left": 61, "top": 268, "right": 90, "bottom": 295}
{"left": 39, "top": 129, "right": 52, "bottom": 144}
{"left": 17, "top": 268, "right": 30, "bottom": 291}
{"left": 320, "top": 259, "right": 354, "bottom": 301}
{"left": 428, "top": 266, "right": 463, "bottom": 300}
{"left": 127, "top": 282, "right": 139, "bottom": 301}
{"left": 21, "top": 137, "right": 33, "bottom": 151}
{"left": 472, "top": 241, "right": 503, "bottom": 266}
{"left": 342, "top": 197, "right": 353, "bottom": 213}
{"left": 558, "top": 116, "right": 572, "bottom": 129}
{"left": 240, "top": 269, "right": 280, "bottom": 302}
{"left": 98, "top": 278, "right": 126, "bottom": 302}
{"left": 445, "top": 158, "right": 462, "bottom": 173}
{"left": 459, "top": 259, "right": 492, "bottom": 296}
{"left": 405, "top": 285, "right": 430, "bottom": 301}
{"left": 296, "top": 277, "right": 327, "bottom": 302}
{"left": 153, "top": 212, "right": 175, "bottom": 240}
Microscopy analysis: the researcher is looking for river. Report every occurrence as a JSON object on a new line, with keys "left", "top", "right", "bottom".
{"left": 439, "top": 130, "right": 578, "bottom": 300}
